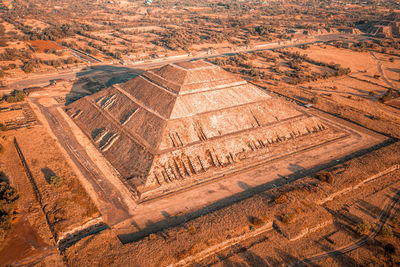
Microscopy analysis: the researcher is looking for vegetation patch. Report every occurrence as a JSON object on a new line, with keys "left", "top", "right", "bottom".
{"left": 314, "top": 171, "right": 334, "bottom": 184}
{"left": 274, "top": 194, "right": 288, "bottom": 204}
{"left": 355, "top": 220, "right": 371, "bottom": 235}
{"left": 0, "top": 181, "right": 19, "bottom": 244}
{"left": 380, "top": 224, "right": 393, "bottom": 237}
{"left": 49, "top": 175, "right": 63, "bottom": 187}
{"left": 3, "top": 90, "right": 25, "bottom": 103}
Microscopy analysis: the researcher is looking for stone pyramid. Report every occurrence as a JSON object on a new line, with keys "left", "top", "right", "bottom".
{"left": 67, "top": 60, "right": 335, "bottom": 197}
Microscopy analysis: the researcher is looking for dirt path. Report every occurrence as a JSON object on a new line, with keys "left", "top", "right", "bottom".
{"left": 290, "top": 189, "right": 400, "bottom": 266}
{"left": 370, "top": 51, "right": 398, "bottom": 90}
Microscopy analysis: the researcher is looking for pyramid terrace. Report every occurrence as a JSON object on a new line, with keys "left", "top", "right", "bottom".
{"left": 65, "top": 60, "right": 385, "bottom": 202}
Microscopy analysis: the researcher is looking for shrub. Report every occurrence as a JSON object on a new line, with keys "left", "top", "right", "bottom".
{"left": 0, "top": 124, "right": 7, "bottom": 131}
{"left": 311, "top": 96, "right": 319, "bottom": 104}
{"left": 175, "top": 246, "right": 195, "bottom": 260}
{"left": 187, "top": 226, "right": 197, "bottom": 235}
{"left": 274, "top": 194, "right": 288, "bottom": 204}
{"left": 0, "top": 182, "right": 19, "bottom": 204}
{"left": 0, "top": 144, "right": 3, "bottom": 153}
{"left": 248, "top": 216, "right": 264, "bottom": 227}
{"left": 380, "top": 88, "right": 400, "bottom": 102}
{"left": 385, "top": 243, "right": 396, "bottom": 254}
{"left": 315, "top": 171, "right": 334, "bottom": 184}
{"left": 355, "top": 220, "right": 371, "bottom": 235}
{"left": 381, "top": 224, "right": 393, "bottom": 237}
{"left": 0, "top": 181, "right": 19, "bottom": 244}
{"left": 0, "top": 210, "right": 12, "bottom": 243}
{"left": 49, "top": 175, "right": 62, "bottom": 186}
{"left": 281, "top": 212, "right": 295, "bottom": 224}
{"left": 22, "top": 62, "right": 35, "bottom": 73}
{"left": 5, "top": 90, "right": 25, "bottom": 103}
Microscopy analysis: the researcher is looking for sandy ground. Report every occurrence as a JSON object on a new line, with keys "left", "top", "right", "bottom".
{"left": 287, "top": 45, "right": 378, "bottom": 72}
{"left": 14, "top": 126, "right": 100, "bottom": 234}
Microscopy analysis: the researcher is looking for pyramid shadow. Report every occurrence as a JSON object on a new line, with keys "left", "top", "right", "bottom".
{"left": 65, "top": 65, "right": 144, "bottom": 105}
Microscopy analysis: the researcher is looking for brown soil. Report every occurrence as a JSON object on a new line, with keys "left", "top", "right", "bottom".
{"left": 28, "top": 40, "right": 65, "bottom": 53}
{"left": 0, "top": 216, "right": 52, "bottom": 265}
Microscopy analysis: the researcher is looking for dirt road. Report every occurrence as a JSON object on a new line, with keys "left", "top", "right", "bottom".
{"left": 370, "top": 51, "right": 398, "bottom": 90}
{"left": 7, "top": 34, "right": 368, "bottom": 91}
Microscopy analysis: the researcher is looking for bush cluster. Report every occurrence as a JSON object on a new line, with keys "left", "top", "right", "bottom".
{"left": 274, "top": 194, "right": 288, "bottom": 204}
{"left": 0, "top": 181, "right": 19, "bottom": 243}
{"left": 355, "top": 220, "right": 371, "bottom": 235}
{"left": 4, "top": 90, "right": 25, "bottom": 103}
{"left": 315, "top": 171, "right": 334, "bottom": 184}
{"left": 49, "top": 175, "right": 62, "bottom": 187}
{"left": 380, "top": 224, "right": 393, "bottom": 237}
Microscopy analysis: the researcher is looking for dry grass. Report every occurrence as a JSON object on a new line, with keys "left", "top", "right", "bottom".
{"left": 10, "top": 126, "right": 100, "bottom": 235}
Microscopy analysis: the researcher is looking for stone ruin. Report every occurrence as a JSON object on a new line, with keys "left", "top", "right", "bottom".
{"left": 368, "top": 12, "right": 400, "bottom": 38}
{"left": 67, "top": 60, "right": 344, "bottom": 199}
